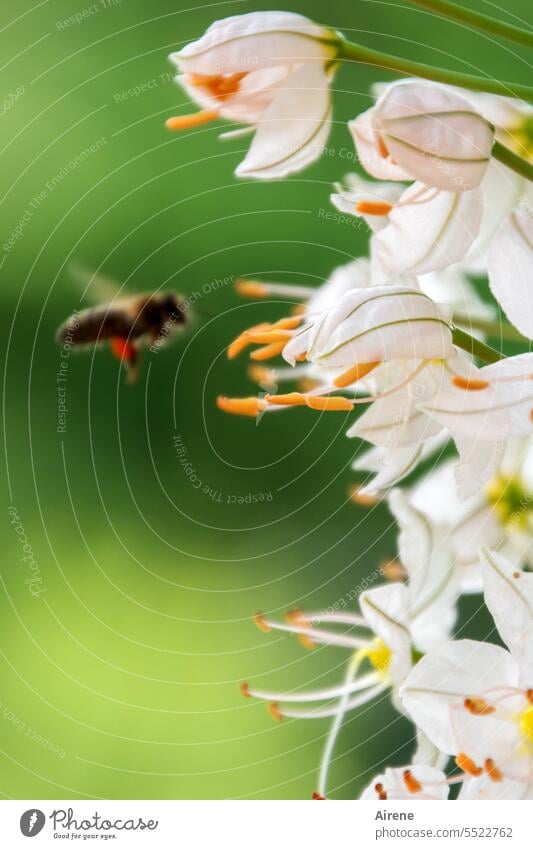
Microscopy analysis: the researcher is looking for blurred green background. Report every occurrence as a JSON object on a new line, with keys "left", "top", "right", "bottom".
{"left": 1, "top": 0, "right": 530, "bottom": 799}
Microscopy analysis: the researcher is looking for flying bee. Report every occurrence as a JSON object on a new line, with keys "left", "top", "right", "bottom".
{"left": 55, "top": 266, "right": 187, "bottom": 383}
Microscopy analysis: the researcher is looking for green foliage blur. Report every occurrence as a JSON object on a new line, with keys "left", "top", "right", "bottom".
{"left": 1, "top": 0, "right": 529, "bottom": 799}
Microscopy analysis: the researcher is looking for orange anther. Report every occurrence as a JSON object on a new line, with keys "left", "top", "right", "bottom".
{"left": 403, "top": 769, "right": 422, "bottom": 794}
{"left": 305, "top": 395, "right": 353, "bottom": 411}
{"left": 235, "top": 280, "right": 268, "bottom": 299}
{"left": 356, "top": 200, "right": 393, "bottom": 216}
{"left": 464, "top": 697, "right": 495, "bottom": 716}
{"left": 455, "top": 753, "right": 482, "bottom": 776}
{"left": 349, "top": 485, "right": 380, "bottom": 507}
{"left": 484, "top": 759, "right": 503, "bottom": 782}
{"left": 333, "top": 361, "right": 380, "bottom": 388}
{"left": 374, "top": 782, "right": 388, "bottom": 800}
{"left": 268, "top": 702, "right": 283, "bottom": 722}
{"left": 240, "top": 682, "right": 251, "bottom": 698}
{"left": 216, "top": 396, "right": 266, "bottom": 417}
{"left": 254, "top": 612, "right": 272, "bottom": 633}
{"left": 265, "top": 392, "right": 306, "bottom": 406}
{"left": 165, "top": 109, "right": 219, "bottom": 131}
{"left": 249, "top": 342, "right": 286, "bottom": 361}
{"left": 452, "top": 376, "right": 490, "bottom": 391}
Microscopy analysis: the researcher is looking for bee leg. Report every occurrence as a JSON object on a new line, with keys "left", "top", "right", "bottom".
{"left": 110, "top": 337, "right": 140, "bottom": 384}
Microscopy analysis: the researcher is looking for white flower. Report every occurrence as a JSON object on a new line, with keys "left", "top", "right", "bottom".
{"left": 332, "top": 179, "right": 483, "bottom": 278}
{"left": 360, "top": 764, "right": 449, "bottom": 800}
{"left": 407, "top": 438, "right": 533, "bottom": 590}
{"left": 350, "top": 80, "right": 495, "bottom": 191}
{"left": 282, "top": 285, "right": 454, "bottom": 367}
{"left": 243, "top": 523, "right": 457, "bottom": 797}
{"left": 401, "top": 549, "right": 533, "bottom": 798}
{"left": 166, "top": 12, "right": 340, "bottom": 179}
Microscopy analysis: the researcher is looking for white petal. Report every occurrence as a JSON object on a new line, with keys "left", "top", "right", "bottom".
{"left": 419, "top": 267, "right": 496, "bottom": 324}
{"left": 413, "top": 727, "right": 449, "bottom": 771}
{"left": 454, "top": 436, "right": 506, "bottom": 501}
{"left": 487, "top": 208, "right": 533, "bottom": 339}
{"left": 349, "top": 109, "right": 412, "bottom": 182}
{"left": 235, "top": 63, "right": 332, "bottom": 179}
{"left": 306, "top": 258, "right": 372, "bottom": 316}
{"left": 400, "top": 639, "right": 519, "bottom": 754}
{"left": 388, "top": 490, "right": 458, "bottom": 651}
{"left": 375, "top": 183, "right": 482, "bottom": 277}
{"left": 172, "top": 12, "right": 337, "bottom": 74}
{"left": 459, "top": 773, "right": 533, "bottom": 800}
{"left": 481, "top": 548, "right": 533, "bottom": 683}
{"left": 360, "top": 584, "right": 413, "bottom": 685}
{"left": 375, "top": 80, "right": 494, "bottom": 191}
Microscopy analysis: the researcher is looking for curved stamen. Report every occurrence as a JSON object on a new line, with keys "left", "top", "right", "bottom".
{"left": 241, "top": 671, "right": 380, "bottom": 704}
{"left": 254, "top": 614, "right": 370, "bottom": 650}
{"left": 165, "top": 109, "right": 219, "bottom": 131}
{"left": 235, "top": 279, "right": 315, "bottom": 300}
{"left": 277, "top": 682, "right": 386, "bottom": 720}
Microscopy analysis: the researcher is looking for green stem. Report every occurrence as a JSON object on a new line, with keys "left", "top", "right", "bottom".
{"left": 404, "top": 0, "right": 533, "bottom": 49}
{"left": 452, "top": 327, "right": 504, "bottom": 364}
{"left": 454, "top": 314, "right": 527, "bottom": 344}
{"left": 338, "top": 39, "right": 533, "bottom": 103}
{"left": 492, "top": 139, "right": 533, "bottom": 182}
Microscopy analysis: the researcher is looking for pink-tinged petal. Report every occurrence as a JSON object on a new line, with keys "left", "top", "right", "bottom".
{"left": 235, "top": 63, "right": 332, "bottom": 180}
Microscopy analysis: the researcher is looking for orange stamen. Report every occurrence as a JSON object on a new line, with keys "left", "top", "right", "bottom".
{"left": 464, "top": 697, "right": 495, "bottom": 716}
{"left": 272, "top": 316, "right": 302, "bottom": 330}
{"left": 452, "top": 375, "right": 490, "bottom": 391}
{"left": 527, "top": 689, "right": 533, "bottom": 704}
{"left": 356, "top": 200, "right": 393, "bottom": 216}
{"left": 254, "top": 612, "right": 272, "bottom": 633}
{"left": 165, "top": 109, "right": 219, "bottom": 131}
{"left": 484, "top": 758, "right": 503, "bottom": 782}
{"left": 240, "top": 682, "right": 251, "bottom": 699}
{"left": 249, "top": 342, "right": 286, "bottom": 361}
{"left": 265, "top": 392, "right": 306, "bottom": 406}
{"left": 333, "top": 361, "right": 380, "bottom": 388}
{"left": 403, "top": 769, "right": 422, "bottom": 794}
{"left": 380, "top": 558, "right": 406, "bottom": 582}
{"left": 305, "top": 395, "right": 353, "bottom": 411}
{"left": 235, "top": 280, "right": 269, "bottom": 299}
{"left": 216, "top": 396, "right": 266, "bottom": 417}
{"left": 312, "top": 792, "right": 325, "bottom": 800}
{"left": 248, "top": 365, "right": 276, "bottom": 384}
{"left": 245, "top": 330, "right": 293, "bottom": 345}
{"left": 349, "top": 485, "right": 380, "bottom": 507}
{"left": 227, "top": 323, "right": 270, "bottom": 359}
{"left": 455, "top": 753, "right": 482, "bottom": 776}
{"left": 285, "top": 609, "right": 315, "bottom": 650}
{"left": 268, "top": 702, "right": 283, "bottom": 722}
{"left": 376, "top": 133, "right": 390, "bottom": 159}
{"left": 374, "top": 783, "right": 388, "bottom": 801}
{"left": 189, "top": 72, "right": 246, "bottom": 101}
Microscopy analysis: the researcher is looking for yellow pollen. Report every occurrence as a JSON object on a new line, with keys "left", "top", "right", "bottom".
{"left": 165, "top": 108, "right": 219, "bottom": 131}
{"left": 363, "top": 638, "right": 392, "bottom": 679}
{"left": 484, "top": 758, "right": 503, "bottom": 782}
{"left": 249, "top": 342, "right": 287, "bottom": 361}
{"left": 333, "top": 361, "right": 380, "bottom": 388}
{"left": 216, "top": 396, "right": 267, "bottom": 417}
{"left": 452, "top": 375, "right": 490, "bottom": 391}
{"left": 403, "top": 769, "right": 422, "bottom": 794}
{"left": 464, "top": 697, "right": 496, "bottom": 716}
{"left": 268, "top": 702, "right": 283, "bottom": 722}
{"left": 455, "top": 753, "right": 482, "bottom": 776}
{"left": 518, "top": 705, "right": 533, "bottom": 744}
{"left": 254, "top": 612, "right": 272, "bottom": 633}
{"left": 356, "top": 200, "right": 393, "bottom": 216}
{"left": 235, "top": 280, "right": 269, "bottom": 299}
{"left": 240, "top": 682, "right": 251, "bottom": 698}
{"left": 349, "top": 485, "right": 380, "bottom": 507}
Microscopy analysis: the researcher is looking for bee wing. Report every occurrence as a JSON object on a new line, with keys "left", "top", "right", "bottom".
{"left": 68, "top": 261, "right": 125, "bottom": 305}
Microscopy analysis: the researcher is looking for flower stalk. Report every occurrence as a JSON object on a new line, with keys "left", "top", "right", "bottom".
{"left": 451, "top": 327, "right": 504, "bottom": 364}
{"left": 404, "top": 0, "right": 533, "bottom": 50}
{"left": 337, "top": 39, "right": 533, "bottom": 103}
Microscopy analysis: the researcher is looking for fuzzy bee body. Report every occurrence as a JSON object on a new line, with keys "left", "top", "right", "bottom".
{"left": 56, "top": 292, "right": 186, "bottom": 382}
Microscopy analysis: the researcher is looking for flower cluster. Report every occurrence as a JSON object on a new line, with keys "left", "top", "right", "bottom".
{"left": 168, "top": 10, "right": 533, "bottom": 799}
